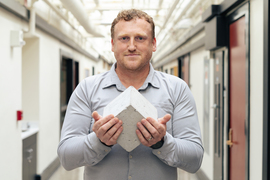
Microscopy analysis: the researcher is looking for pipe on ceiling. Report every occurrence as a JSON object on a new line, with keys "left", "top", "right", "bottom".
{"left": 153, "top": 0, "right": 199, "bottom": 62}
{"left": 93, "top": 0, "right": 99, "bottom": 6}
{"left": 60, "top": 0, "right": 104, "bottom": 37}
{"left": 24, "top": 0, "right": 38, "bottom": 38}
{"left": 156, "top": 0, "right": 180, "bottom": 37}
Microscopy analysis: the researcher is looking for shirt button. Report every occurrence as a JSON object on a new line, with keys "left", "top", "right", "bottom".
{"left": 128, "top": 176, "right": 132, "bottom": 179}
{"left": 129, "top": 155, "right": 133, "bottom": 159}
{"left": 157, "top": 151, "right": 161, "bottom": 155}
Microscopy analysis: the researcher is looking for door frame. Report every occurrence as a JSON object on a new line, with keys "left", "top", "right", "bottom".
{"left": 212, "top": 47, "right": 227, "bottom": 180}
{"left": 263, "top": 0, "right": 270, "bottom": 179}
{"left": 226, "top": 2, "right": 250, "bottom": 180}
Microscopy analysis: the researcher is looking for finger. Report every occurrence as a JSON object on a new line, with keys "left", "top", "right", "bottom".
{"left": 92, "top": 111, "right": 102, "bottom": 121}
{"left": 141, "top": 118, "right": 160, "bottom": 138}
{"left": 107, "top": 125, "right": 123, "bottom": 145}
{"left": 97, "top": 117, "right": 120, "bottom": 137}
{"left": 103, "top": 120, "right": 122, "bottom": 141}
{"left": 137, "top": 121, "right": 153, "bottom": 142}
{"left": 93, "top": 114, "right": 115, "bottom": 132}
{"left": 136, "top": 129, "right": 150, "bottom": 146}
{"left": 158, "top": 114, "right": 171, "bottom": 124}
{"left": 146, "top": 117, "right": 161, "bottom": 128}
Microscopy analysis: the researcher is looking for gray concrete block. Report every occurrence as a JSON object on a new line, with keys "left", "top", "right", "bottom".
{"left": 103, "top": 86, "right": 157, "bottom": 152}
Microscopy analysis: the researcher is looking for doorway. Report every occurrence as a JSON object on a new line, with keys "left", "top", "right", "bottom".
{"left": 227, "top": 3, "right": 250, "bottom": 180}
{"left": 178, "top": 54, "right": 190, "bottom": 86}
{"left": 60, "top": 52, "right": 79, "bottom": 129}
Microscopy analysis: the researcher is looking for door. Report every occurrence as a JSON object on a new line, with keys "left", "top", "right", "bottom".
{"left": 213, "top": 50, "right": 224, "bottom": 180}
{"left": 60, "top": 57, "right": 79, "bottom": 129}
{"left": 228, "top": 16, "right": 247, "bottom": 180}
{"left": 178, "top": 54, "right": 190, "bottom": 86}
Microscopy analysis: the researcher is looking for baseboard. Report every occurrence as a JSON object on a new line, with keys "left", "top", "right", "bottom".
{"left": 37, "top": 157, "right": 60, "bottom": 180}
{"left": 195, "top": 168, "right": 210, "bottom": 180}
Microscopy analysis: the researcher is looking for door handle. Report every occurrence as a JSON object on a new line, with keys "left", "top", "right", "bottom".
{"left": 26, "top": 148, "right": 33, "bottom": 163}
{"left": 226, "top": 128, "right": 233, "bottom": 148}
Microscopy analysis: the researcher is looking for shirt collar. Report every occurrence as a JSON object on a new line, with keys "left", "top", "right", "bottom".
{"left": 102, "top": 62, "right": 160, "bottom": 91}
{"left": 139, "top": 63, "right": 160, "bottom": 90}
{"left": 102, "top": 63, "right": 125, "bottom": 91}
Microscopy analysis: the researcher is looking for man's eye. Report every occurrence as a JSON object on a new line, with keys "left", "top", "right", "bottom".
{"left": 121, "top": 37, "right": 128, "bottom": 41}
{"left": 136, "top": 37, "right": 144, "bottom": 41}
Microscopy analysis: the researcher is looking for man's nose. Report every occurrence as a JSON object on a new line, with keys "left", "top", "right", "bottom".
{"left": 128, "top": 39, "right": 136, "bottom": 51}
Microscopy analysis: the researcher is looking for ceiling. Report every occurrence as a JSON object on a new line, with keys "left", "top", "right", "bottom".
{"left": 50, "top": 0, "right": 204, "bottom": 63}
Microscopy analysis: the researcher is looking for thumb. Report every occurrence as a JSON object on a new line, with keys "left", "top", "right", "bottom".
{"left": 158, "top": 114, "right": 171, "bottom": 124}
{"left": 92, "top": 111, "right": 102, "bottom": 122}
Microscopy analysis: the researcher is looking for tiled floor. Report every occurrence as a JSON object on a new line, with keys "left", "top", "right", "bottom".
{"left": 49, "top": 165, "right": 199, "bottom": 180}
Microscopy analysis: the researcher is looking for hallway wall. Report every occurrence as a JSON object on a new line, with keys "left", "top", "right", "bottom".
{"left": 36, "top": 28, "right": 61, "bottom": 174}
{"left": 249, "top": 0, "right": 264, "bottom": 179}
{"left": 0, "top": 6, "right": 24, "bottom": 180}
{"left": 0, "top": 4, "right": 104, "bottom": 179}
{"left": 189, "top": 46, "right": 213, "bottom": 179}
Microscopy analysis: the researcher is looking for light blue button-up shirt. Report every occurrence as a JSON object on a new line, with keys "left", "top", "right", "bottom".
{"left": 58, "top": 63, "right": 203, "bottom": 180}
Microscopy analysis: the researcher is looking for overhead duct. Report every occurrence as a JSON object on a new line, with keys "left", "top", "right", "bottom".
{"left": 156, "top": 0, "right": 180, "bottom": 37}
{"left": 60, "top": 0, "right": 104, "bottom": 37}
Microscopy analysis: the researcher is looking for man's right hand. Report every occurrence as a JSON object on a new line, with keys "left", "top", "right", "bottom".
{"left": 92, "top": 111, "right": 123, "bottom": 146}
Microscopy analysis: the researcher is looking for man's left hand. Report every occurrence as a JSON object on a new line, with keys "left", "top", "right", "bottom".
{"left": 136, "top": 114, "right": 171, "bottom": 147}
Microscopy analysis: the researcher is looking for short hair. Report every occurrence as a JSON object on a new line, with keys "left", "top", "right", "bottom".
{"left": 111, "top": 9, "right": 155, "bottom": 39}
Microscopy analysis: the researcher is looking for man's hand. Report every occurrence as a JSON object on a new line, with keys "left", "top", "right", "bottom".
{"left": 92, "top": 111, "right": 123, "bottom": 146}
{"left": 136, "top": 114, "right": 171, "bottom": 147}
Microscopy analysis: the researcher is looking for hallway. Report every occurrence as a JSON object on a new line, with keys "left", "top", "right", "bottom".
{"left": 1, "top": 0, "right": 268, "bottom": 179}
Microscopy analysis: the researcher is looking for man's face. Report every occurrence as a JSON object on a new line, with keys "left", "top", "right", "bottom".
{"left": 111, "top": 18, "right": 156, "bottom": 72}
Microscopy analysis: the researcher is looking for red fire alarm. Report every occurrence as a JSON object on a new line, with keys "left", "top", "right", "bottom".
{"left": 17, "top": 110, "right": 23, "bottom": 121}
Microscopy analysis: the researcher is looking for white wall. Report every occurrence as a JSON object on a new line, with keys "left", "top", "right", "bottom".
{"left": 0, "top": 6, "right": 24, "bottom": 180}
{"left": 0, "top": 4, "right": 107, "bottom": 179}
{"left": 249, "top": 0, "right": 263, "bottom": 179}
{"left": 36, "top": 28, "right": 61, "bottom": 174}
{"left": 190, "top": 47, "right": 209, "bottom": 130}
{"left": 33, "top": 27, "right": 102, "bottom": 174}
{"left": 22, "top": 38, "right": 40, "bottom": 121}
{"left": 189, "top": 46, "right": 212, "bottom": 179}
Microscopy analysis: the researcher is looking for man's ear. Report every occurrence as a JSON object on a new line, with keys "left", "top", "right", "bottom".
{"left": 152, "top": 38, "right": 157, "bottom": 52}
{"left": 111, "top": 39, "right": 114, "bottom": 52}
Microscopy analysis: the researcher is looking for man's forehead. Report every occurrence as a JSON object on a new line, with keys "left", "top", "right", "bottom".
{"left": 117, "top": 31, "right": 147, "bottom": 37}
{"left": 114, "top": 18, "right": 151, "bottom": 31}
{"left": 116, "top": 18, "right": 148, "bottom": 25}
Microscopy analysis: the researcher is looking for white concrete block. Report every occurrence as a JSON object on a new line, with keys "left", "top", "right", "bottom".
{"left": 103, "top": 86, "right": 157, "bottom": 152}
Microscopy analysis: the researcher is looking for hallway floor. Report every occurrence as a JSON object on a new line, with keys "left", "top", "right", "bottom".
{"left": 49, "top": 165, "right": 199, "bottom": 180}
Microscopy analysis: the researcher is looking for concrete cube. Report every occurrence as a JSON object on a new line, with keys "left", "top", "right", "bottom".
{"left": 103, "top": 86, "right": 157, "bottom": 152}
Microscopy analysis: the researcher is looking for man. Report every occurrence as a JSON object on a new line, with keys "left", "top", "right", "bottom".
{"left": 58, "top": 9, "right": 203, "bottom": 180}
